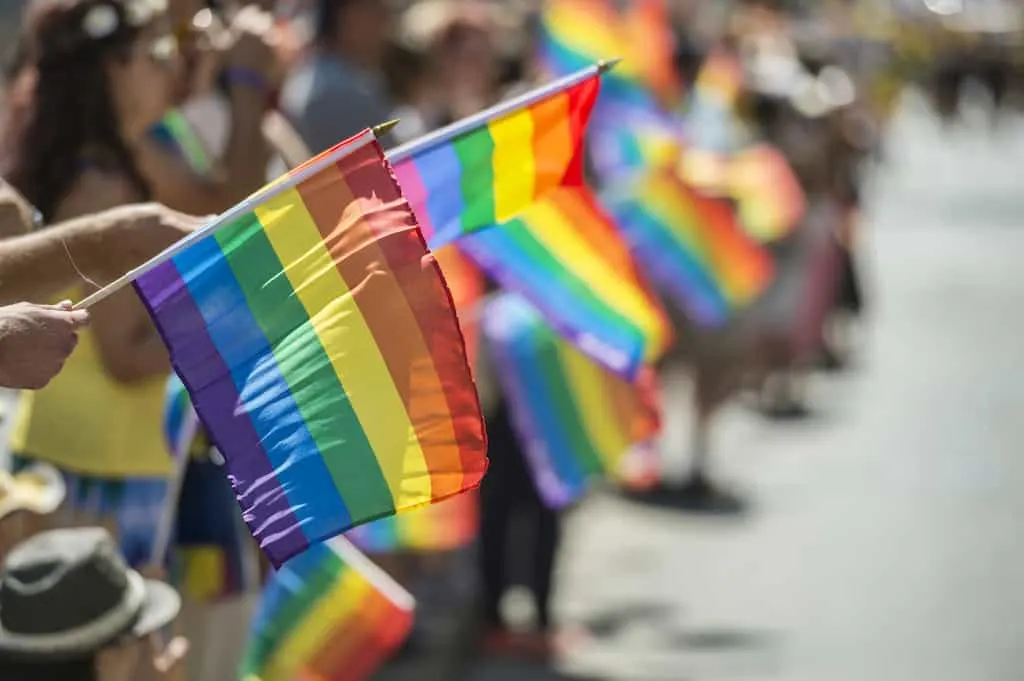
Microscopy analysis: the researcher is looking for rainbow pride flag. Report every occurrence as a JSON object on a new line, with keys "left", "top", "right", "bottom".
{"left": 682, "top": 50, "right": 806, "bottom": 239}
{"left": 162, "top": 375, "right": 262, "bottom": 602}
{"left": 606, "top": 169, "right": 774, "bottom": 327}
{"left": 461, "top": 185, "right": 671, "bottom": 379}
{"left": 162, "top": 373, "right": 200, "bottom": 460}
{"left": 682, "top": 48, "right": 751, "bottom": 166}
{"left": 391, "top": 73, "right": 599, "bottom": 249}
{"left": 240, "top": 537, "right": 415, "bottom": 681}
{"left": 621, "top": 0, "right": 683, "bottom": 108}
{"left": 588, "top": 101, "right": 686, "bottom": 183}
{"left": 345, "top": 489, "right": 479, "bottom": 554}
{"left": 539, "top": 0, "right": 675, "bottom": 107}
{"left": 539, "top": 0, "right": 625, "bottom": 80}
{"left": 727, "top": 143, "right": 806, "bottom": 241}
{"left": 681, "top": 146, "right": 806, "bottom": 242}
{"left": 134, "top": 130, "right": 488, "bottom": 567}
{"left": 161, "top": 265, "right": 481, "bottom": 576}
{"left": 537, "top": 0, "right": 684, "bottom": 180}
{"left": 692, "top": 48, "right": 745, "bottom": 111}
{"left": 432, "top": 245, "right": 484, "bottom": 371}
{"left": 482, "top": 293, "right": 661, "bottom": 508}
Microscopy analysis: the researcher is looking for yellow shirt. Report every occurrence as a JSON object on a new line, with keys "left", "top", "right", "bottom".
{"left": 9, "top": 292, "right": 172, "bottom": 478}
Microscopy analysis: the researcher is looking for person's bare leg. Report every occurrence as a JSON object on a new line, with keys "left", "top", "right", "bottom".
{"left": 758, "top": 371, "right": 782, "bottom": 414}
{"left": 687, "top": 384, "right": 713, "bottom": 483}
{"left": 673, "top": 364, "right": 747, "bottom": 515}
{"left": 786, "top": 369, "right": 810, "bottom": 414}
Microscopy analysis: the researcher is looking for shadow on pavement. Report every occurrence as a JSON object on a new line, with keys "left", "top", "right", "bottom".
{"left": 466, "top": 657, "right": 603, "bottom": 681}
{"left": 580, "top": 602, "right": 677, "bottom": 640}
{"left": 666, "top": 627, "right": 781, "bottom": 652}
{"left": 614, "top": 484, "right": 753, "bottom": 518}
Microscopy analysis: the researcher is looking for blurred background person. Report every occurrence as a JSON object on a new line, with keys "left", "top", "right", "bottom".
{"left": 165, "top": 0, "right": 307, "bottom": 174}
{"left": 132, "top": 2, "right": 279, "bottom": 213}
{"left": 424, "top": 1, "right": 505, "bottom": 122}
{"left": 0, "top": 38, "right": 34, "bottom": 239}
{"left": 0, "top": 0, "right": 275, "bottom": 580}
{"left": 382, "top": 38, "right": 436, "bottom": 145}
{"left": 2, "top": 0, "right": 198, "bottom": 572}
{"left": 279, "top": 0, "right": 394, "bottom": 157}
{"left": 6, "top": 0, "right": 165, "bottom": 570}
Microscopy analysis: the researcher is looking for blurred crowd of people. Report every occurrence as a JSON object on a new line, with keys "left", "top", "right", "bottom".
{"left": 0, "top": 1, "right": 1020, "bottom": 680}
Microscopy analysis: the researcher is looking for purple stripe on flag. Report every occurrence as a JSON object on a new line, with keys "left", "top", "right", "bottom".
{"left": 134, "top": 260, "right": 309, "bottom": 561}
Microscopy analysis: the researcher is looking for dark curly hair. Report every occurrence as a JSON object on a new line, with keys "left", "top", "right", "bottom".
{"left": 3, "top": 0, "right": 152, "bottom": 222}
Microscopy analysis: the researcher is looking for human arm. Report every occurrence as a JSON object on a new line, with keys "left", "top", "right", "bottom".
{"left": 262, "top": 109, "right": 312, "bottom": 170}
{"left": 50, "top": 175, "right": 175, "bottom": 382}
{"left": 0, "top": 203, "right": 204, "bottom": 306}
{"left": 133, "top": 6, "right": 279, "bottom": 214}
{"left": 88, "top": 286, "right": 170, "bottom": 383}
{"left": 282, "top": 67, "right": 395, "bottom": 156}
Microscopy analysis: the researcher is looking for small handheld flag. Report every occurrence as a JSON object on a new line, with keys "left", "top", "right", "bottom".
{"left": 390, "top": 65, "right": 601, "bottom": 248}
{"left": 344, "top": 490, "right": 479, "bottom": 555}
{"left": 133, "top": 129, "right": 488, "bottom": 567}
{"left": 240, "top": 537, "right": 415, "bottom": 681}
{"left": 461, "top": 185, "right": 672, "bottom": 379}
{"left": 606, "top": 169, "right": 774, "bottom": 327}
{"left": 481, "top": 293, "right": 661, "bottom": 508}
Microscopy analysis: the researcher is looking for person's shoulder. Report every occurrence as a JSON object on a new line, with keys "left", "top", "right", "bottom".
{"left": 283, "top": 54, "right": 367, "bottom": 114}
{"left": 55, "top": 169, "right": 140, "bottom": 222}
{"left": 280, "top": 55, "right": 321, "bottom": 104}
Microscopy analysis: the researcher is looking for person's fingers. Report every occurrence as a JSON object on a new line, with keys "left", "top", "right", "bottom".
{"left": 62, "top": 332, "right": 79, "bottom": 356}
{"left": 139, "top": 563, "right": 166, "bottom": 580}
{"left": 66, "top": 309, "right": 90, "bottom": 328}
{"left": 36, "top": 302, "right": 87, "bottom": 326}
{"left": 152, "top": 635, "right": 190, "bottom": 673}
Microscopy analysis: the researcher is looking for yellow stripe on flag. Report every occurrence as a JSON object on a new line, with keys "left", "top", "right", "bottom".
{"left": 490, "top": 111, "right": 537, "bottom": 223}
{"left": 255, "top": 189, "right": 432, "bottom": 507}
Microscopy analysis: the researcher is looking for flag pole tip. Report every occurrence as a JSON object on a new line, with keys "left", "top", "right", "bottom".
{"left": 598, "top": 58, "right": 623, "bottom": 73}
{"left": 373, "top": 119, "right": 401, "bottom": 136}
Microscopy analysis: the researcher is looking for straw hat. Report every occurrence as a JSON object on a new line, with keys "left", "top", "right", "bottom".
{"left": 0, "top": 463, "right": 65, "bottom": 522}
